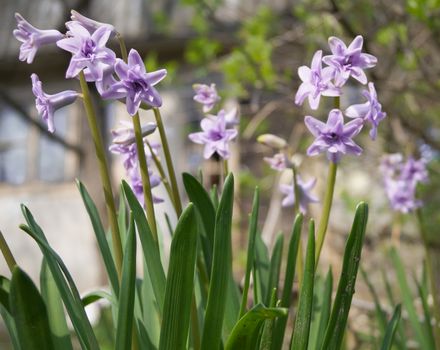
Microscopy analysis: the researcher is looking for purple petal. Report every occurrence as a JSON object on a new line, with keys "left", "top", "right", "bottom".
{"left": 328, "top": 36, "right": 347, "bottom": 55}
{"left": 146, "top": 69, "right": 167, "bottom": 86}
{"left": 295, "top": 83, "right": 311, "bottom": 106}
{"left": 92, "top": 25, "right": 111, "bottom": 47}
{"left": 345, "top": 102, "right": 369, "bottom": 118}
{"left": 298, "top": 66, "right": 311, "bottom": 82}
{"left": 311, "top": 50, "right": 323, "bottom": 72}
{"left": 128, "top": 49, "right": 145, "bottom": 72}
{"left": 347, "top": 35, "right": 364, "bottom": 52}
{"left": 304, "top": 116, "right": 326, "bottom": 137}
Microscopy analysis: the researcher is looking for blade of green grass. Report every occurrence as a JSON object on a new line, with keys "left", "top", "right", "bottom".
{"left": 115, "top": 215, "right": 137, "bottom": 350}
{"left": 225, "top": 304, "right": 288, "bottom": 350}
{"left": 380, "top": 304, "right": 402, "bottom": 350}
{"left": 122, "top": 181, "right": 166, "bottom": 316}
{"left": 77, "top": 180, "right": 120, "bottom": 297}
{"left": 290, "top": 220, "right": 315, "bottom": 350}
{"left": 271, "top": 213, "right": 303, "bottom": 350}
{"left": 10, "top": 266, "right": 54, "bottom": 350}
{"left": 159, "top": 204, "right": 199, "bottom": 350}
{"left": 239, "top": 187, "right": 260, "bottom": 318}
{"left": 40, "top": 259, "right": 73, "bottom": 350}
{"left": 320, "top": 202, "right": 369, "bottom": 350}
{"left": 201, "top": 173, "right": 235, "bottom": 350}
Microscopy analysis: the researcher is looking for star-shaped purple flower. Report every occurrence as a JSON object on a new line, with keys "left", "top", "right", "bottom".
{"left": 400, "top": 157, "right": 429, "bottom": 184}
{"left": 345, "top": 82, "right": 386, "bottom": 140}
{"left": 193, "top": 83, "right": 220, "bottom": 113}
{"left": 280, "top": 175, "right": 319, "bottom": 213}
{"left": 101, "top": 49, "right": 167, "bottom": 115}
{"left": 295, "top": 50, "right": 340, "bottom": 110}
{"left": 383, "top": 178, "right": 421, "bottom": 213}
{"left": 31, "top": 74, "right": 79, "bottom": 133}
{"left": 56, "top": 22, "right": 116, "bottom": 81}
{"left": 305, "top": 109, "right": 363, "bottom": 163}
{"left": 323, "top": 35, "right": 377, "bottom": 86}
{"left": 13, "top": 13, "right": 64, "bottom": 64}
{"left": 188, "top": 113, "right": 238, "bottom": 159}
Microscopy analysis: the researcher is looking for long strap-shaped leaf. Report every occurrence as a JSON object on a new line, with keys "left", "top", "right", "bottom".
{"left": 225, "top": 304, "right": 288, "bottom": 350}
{"left": 122, "top": 181, "right": 166, "bottom": 316}
{"left": 40, "top": 259, "right": 73, "bottom": 350}
{"left": 239, "top": 187, "right": 260, "bottom": 318}
{"left": 201, "top": 173, "right": 235, "bottom": 350}
{"left": 20, "top": 206, "right": 99, "bottom": 350}
{"left": 320, "top": 202, "right": 368, "bottom": 350}
{"left": 290, "top": 220, "right": 315, "bottom": 350}
{"left": 271, "top": 213, "right": 303, "bottom": 350}
{"left": 10, "top": 267, "right": 54, "bottom": 350}
{"left": 115, "top": 216, "right": 137, "bottom": 350}
{"left": 159, "top": 204, "right": 198, "bottom": 350}
{"left": 77, "top": 180, "right": 120, "bottom": 296}
{"left": 380, "top": 304, "right": 401, "bottom": 350}
{"left": 266, "top": 234, "right": 284, "bottom": 306}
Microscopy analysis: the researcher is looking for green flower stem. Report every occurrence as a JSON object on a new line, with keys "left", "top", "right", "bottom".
{"left": 223, "top": 159, "right": 229, "bottom": 179}
{"left": 0, "top": 230, "right": 17, "bottom": 272}
{"left": 79, "top": 72, "right": 123, "bottom": 279}
{"left": 315, "top": 160, "right": 338, "bottom": 266}
{"left": 292, "top": 165, "right": 304, "bottom": 288}
{"left": 132, "top": 112, "right": 159, "bottom": 243}
{"left": 153, "top": 107, "right": 183, "bottom": 216}
{"left": 116, "top": 33, "right": 129, "bottom": 62}
{"left": 416, "top": 209, "right": 440, "bottom": 348}
{"left": 145, "top": 141, "right": 176, "bottom": 211}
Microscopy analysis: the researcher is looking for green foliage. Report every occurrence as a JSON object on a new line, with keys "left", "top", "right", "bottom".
{"left": 380, "top": 305, "right": 402, "bottom": 350}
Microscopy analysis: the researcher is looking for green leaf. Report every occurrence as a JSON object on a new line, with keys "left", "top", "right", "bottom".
{"left": 225, "top": 304, "right": 288, "bottom": 350}
{"left": 259, "top": 288, "right": 278, "bottom": 350}
{"left": 183, "top": 172, "right": 216, "bottom": 273}
{"left": 320, "top": 202, "right": 369, "bottom": 350}
{"left": 239, "top": 187, "right": 260, "bottom": 318}
{"left": 0, "top": 275, "right": 11, "bottom": 313}
{"left": 201, "top": 173, "right": 235, "bottom": 349}
{"left": 159, "top": 204, "right": 199, "bottom": 350}
{"left": 40, "top": 259, "right": 73, "bottom": 350}
{"left": 0, "top": 303, "right": 20, "bottom": 350}
{"left": 20, "top": 206, "right": 99, "bottom": 350}
{"left": 122, "top": 181, "right": 166, "bottom": 316}
{"left": 380, "top": 304, "right": 402, "bottom": 350}
{"left": 10, "top": 266, "right": 54, "bottom": 350}
{"left": 253, "top": 233, "right": 270, "bottom": 305}
{"left": 290, "top": 220, "right": 315, "bottom": 350}
{"left": 266, "top": 234, "right": 283, "bottom": 306}
{"left": 414, "top": 274, "right": 436, "bottom": 348}
{"left": 313, "top": 268, "right": 333, "bottom": 350}
{"left": 390, "top": 247, "right": 434, "bottom": 350}
{"left": 115, "top": 215, "right": 137, "bottom": 350}
{"left": 81, "top": 290, "right": 116, "bottom": 307}
{"left": 271, "top": 213, "right": 303, "bottom": 350}
{"left": 77, "top": 180, "right": 120, "bottom": 297}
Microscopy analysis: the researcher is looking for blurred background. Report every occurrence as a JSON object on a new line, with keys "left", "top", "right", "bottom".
{"left": 1, "top": 0, "right": 440, "bottom": 348}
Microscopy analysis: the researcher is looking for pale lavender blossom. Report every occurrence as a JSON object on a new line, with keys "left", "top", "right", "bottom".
{"left": 380, "top": 153, "right": 403, "bottom": 177}
{"left": 13, "top": 13, "right": 64, "bottom": 64}
{"left": 295, "top": 50, "right": 340, "bottom": 110}
{"left": 383, "top": 178, "right": 421, "bottom": 213}
{"left": 188, "top": 113, "right": 238, "bottom": 159}
{"left": 31, "top": 73, "right": 79, "bottom": 133}
{"left": 304, "top": 109, "right": 363, "bottom": 163}
{"left": 323, "top": 35, "right": 377, "bottom": 86}
{"left": 101, "top": 49, "right": 167, "bottom": 115}
{"left": 280, "top": 176, "right": 319, "bottom": 213}
{"left": 345, "top": 82, "right": 386, "bottom": 140}
{"left": 193, "top": 83, "right": 220, "bottom": 112}
{"left": 109, "top": 143, "right": 138, "bottom": 170}
{"left": 68, "top": 10, "right": 116, "bottom": 36}
{"left": 400, "top": 157, "right": 429, "bottom": 184}
{"left": 130, "top": 170, "right": 163, "bottom": 205}
{"left": 221, "top": 107, "right": 240, "bottom": 127}
{"left": 111, "top": 120, "right": 156, "bottom": 145}
{"left": 264, "top": 153, "right": 288, "bottom": 171}
{"left": 56, "top": 22, "right": 116, "bottom": 81}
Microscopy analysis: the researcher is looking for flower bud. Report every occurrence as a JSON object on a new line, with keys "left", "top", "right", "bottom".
{"left": 257, "top": 134, "right": 287, "bottom": 149}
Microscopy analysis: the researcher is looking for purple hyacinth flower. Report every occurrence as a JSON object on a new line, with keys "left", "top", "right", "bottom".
{"left": 400, "top": 157, "right": 429, "bottom": 184}
{"left": 69, "top": 10, "right": 116, "bottom": 36}
{"left": 13, "top": 13, "right": 64, "bottom": 64}
{"left": 111, "top": 120, "right": 157, "bottom": 145}
{"left": 31, "top": 73, "right": 79, "bottom": 133}
{"left": 304, "top": 109, "right": 363, "bottom": 163}
{"left": 295, "top": 50, "right": 340, "bottom": 110}
{"left": 384, "top": 178, "right": 421, "bottom": 213}
{"left": 345, "top": 83, "right": 386, "bottom": 140}
{"left": 188, "top": 113, "right": 238, "bottom": 159}
{"left": 101, "top": 49, "right": 167, "bottom": 115}
{"left": 279, "top": 176, "right": 319, "bottom": 213}
{"left": 323, "top": 35, "right": 377, "bottom": 86}
{"left": 130, "top": 170, "right": 164, "bottom": 205}
{"left": 264, "top": 153, "right": 288, "bottom": 171}
{"left": 56, "top": 22, "right": 116, "bottom": 81}
{"left": 193, "top": 83, "right": 221, "bottom": 113}
{"left": 380, "top": 153, "right": 403, "bottom": 177}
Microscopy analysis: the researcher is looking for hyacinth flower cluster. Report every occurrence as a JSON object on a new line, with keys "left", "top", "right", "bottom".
{"left": 380, "top": 154, "right": 429, "bottom": 213}
{"left": 14, "top": 11, "right": 169, "bottom": 212}
{"left": 189, "top": 83, "right": 239, "bottom": 160}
